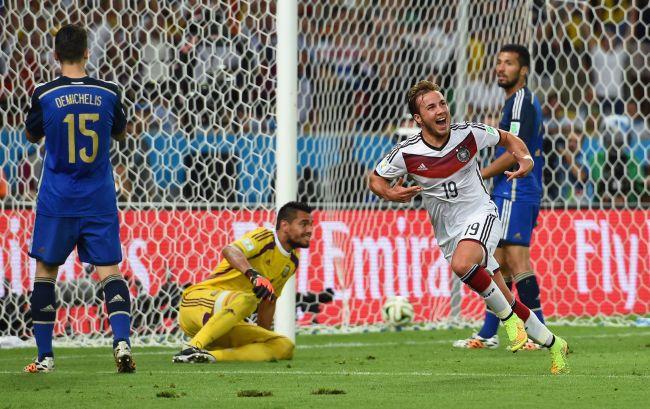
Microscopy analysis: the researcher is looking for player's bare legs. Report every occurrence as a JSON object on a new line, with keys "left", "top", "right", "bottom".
{"left": 95, "top": 264, "right": 121, "bottom": 281}
{"left": 24, "top": 261, "right": 59, "bottom": 373}
{"left": 450, "top": 240, "right": 527, "bottom": 352}
{"left": 95, "top": 265, "right": 135, "bottom": 373}
{"left": 494, "top": 247, "right": 516, "bottom": 308}
{"left": 494, "top": 247, "right": 511, "bottom": 279}
{"left": 502, "top": 246, "right": 532, "bottom": 275}
{"left": 34, "top": 262, "right": 59, "bottom": 280}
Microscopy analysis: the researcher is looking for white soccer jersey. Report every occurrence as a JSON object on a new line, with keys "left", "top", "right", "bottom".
{"left": 375, "top": 122, "right": 503, "bottom": 263}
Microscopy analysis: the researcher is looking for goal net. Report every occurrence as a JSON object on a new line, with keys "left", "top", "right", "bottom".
{"left": 1, "top": 0, "right": 648, "bottom": 346}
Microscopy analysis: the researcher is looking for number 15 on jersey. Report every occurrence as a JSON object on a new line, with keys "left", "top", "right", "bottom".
{"left": 63, "top": 113, "right": 99, "bottom": 164}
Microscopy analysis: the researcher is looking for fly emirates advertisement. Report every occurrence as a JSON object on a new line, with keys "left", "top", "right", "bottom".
{"left": 1, "top": 209, "right": 648, "bottom": 328}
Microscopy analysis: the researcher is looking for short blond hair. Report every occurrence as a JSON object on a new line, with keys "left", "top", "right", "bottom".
{"left": 407, "top": 81, "right": 442, "bottom": 116}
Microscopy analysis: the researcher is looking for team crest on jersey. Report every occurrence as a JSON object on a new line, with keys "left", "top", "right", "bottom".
{"left": 456, "top": 146, "right": 471, "bottom": 162}
{"left": 281, "top": 265, "right": 291, "bottom": 278}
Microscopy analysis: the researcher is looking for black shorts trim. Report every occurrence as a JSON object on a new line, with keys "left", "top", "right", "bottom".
{"left": 479, "top": 214, "right": 497, "bottom": 244}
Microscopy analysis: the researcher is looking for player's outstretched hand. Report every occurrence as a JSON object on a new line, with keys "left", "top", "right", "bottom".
{"left": 504, "top": 152, "right": 534, "bottom": 181}
{"left": 388, "top": 177, "right": 422, "bottom": 203}
{"left": 246, "top": 268, "right": 276, "bottom": 300}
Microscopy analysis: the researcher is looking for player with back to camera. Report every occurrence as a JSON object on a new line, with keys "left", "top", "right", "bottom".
{"left": 173, "top": 202, "right": 313, "bottom": 363}
{"left": 368, "top": 80, "right": 569, "bottom": 374}
{"left": 454, "top": 44, "right": 548, "bottom": 351}
{"left": 24, "top": 24, "right": 134, "bottom": 373}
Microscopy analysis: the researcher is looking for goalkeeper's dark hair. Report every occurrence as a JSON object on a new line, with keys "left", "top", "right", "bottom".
{"left": 407, "top": 80, "right": 442, "bottom": 116}
{"left": 499, "top": 44, "right": 530, "bottom": 68}
{"left": 55, "top": 24, "right": 88, "bottom": 63}
{"left": 276, "top": 201, "right": 313, "bottom": 230}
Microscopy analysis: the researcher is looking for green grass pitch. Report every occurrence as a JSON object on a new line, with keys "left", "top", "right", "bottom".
{"left": 1, "top": 326, "right": 649, "bottom": 408}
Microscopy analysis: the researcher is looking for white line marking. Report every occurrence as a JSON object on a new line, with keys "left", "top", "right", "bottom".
{"left": 1, "top": 331, "right": 648, "bottom": 362}
{"left": 298, "top": 330, "right": 650, "bottom": 349}
{"left": 0, "top": 369, "right": 647, "bottom": 379}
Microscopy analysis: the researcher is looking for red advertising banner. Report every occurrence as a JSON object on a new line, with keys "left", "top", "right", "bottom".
{"left": 1, "top": 209, "right": 649, "bottom": 329}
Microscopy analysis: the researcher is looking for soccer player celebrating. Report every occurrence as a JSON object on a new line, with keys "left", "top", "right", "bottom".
{"left": 173, "top": 202, "right": 313, "bottom": 363}
{"left": 24, "top": 24, "right": 134, "bottom": 373}
{"left": 454, "top": 44, "right": 547, "bottom": 351}
{"left": 368, "top": 81, "right": 569, "bottom": 374}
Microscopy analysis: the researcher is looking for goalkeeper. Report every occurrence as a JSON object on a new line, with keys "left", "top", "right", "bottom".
{"left": 173, "top": 202, "right": 313, "bottom": 363}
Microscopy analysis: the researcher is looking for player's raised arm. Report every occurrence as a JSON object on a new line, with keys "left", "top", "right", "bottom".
{"left": 480, "top": 150, "right": 516, "bottom": 180}
{"left": 368, "top": 173, "right": 422, "bottom": 203}
{"left": 495, "top": 129, "right": 534, "bottom": 181}
{"left": 222, "top": 244, "right": 254, "bottom": 274}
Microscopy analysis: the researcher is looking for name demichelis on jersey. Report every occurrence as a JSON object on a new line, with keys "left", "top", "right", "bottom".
{"left": 25, "top": 76, "right": 126, "bottom": 217}
{"left": 54, "top": 93, "right": 103, "bottom": 108}
{"left": 493, "top": 87, "right": 544, "bottom": 202}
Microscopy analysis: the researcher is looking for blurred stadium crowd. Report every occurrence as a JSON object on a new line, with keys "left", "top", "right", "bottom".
{"left": 0, "top": 0, "right": 648, "bottom": 207}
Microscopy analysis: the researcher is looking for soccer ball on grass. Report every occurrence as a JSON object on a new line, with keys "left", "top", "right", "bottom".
{"left": 381, "top": 296, "right": 414, "bottom": 326}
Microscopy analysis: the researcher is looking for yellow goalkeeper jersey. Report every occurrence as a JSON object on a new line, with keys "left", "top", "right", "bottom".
{"left": 187, "top": 227, "right": 299, "bottom": 297}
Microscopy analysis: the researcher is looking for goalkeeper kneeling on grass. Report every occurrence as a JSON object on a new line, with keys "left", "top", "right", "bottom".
{"left": 173, "top": 202, "right": 313, "bottom": 363}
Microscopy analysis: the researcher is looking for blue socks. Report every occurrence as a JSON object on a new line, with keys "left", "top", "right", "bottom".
{"left": 30, "top": 274, "right": 132, "bottom": 357}
{"left": 477, "top": 310, "right": 501, "bottom": 339}
{"left": 30, "top": 277, "right": 57, "bottom": 361}
{"left": 515, "top": 272, "right": 545, "bottom": 324}
{"left": 102, "top": 275, "right": 132, "bottom": 348}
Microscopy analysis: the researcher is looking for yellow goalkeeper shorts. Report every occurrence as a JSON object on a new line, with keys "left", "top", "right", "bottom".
{"left": 178, "top": 287, "right": 282, "bottom": 349}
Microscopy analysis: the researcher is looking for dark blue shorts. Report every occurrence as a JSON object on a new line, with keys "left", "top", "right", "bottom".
{"left": 29, "top": 213, "right": 122, "bottom": 266}
{"left": 493, "top": 197, "right": 539, "bottom": 247}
